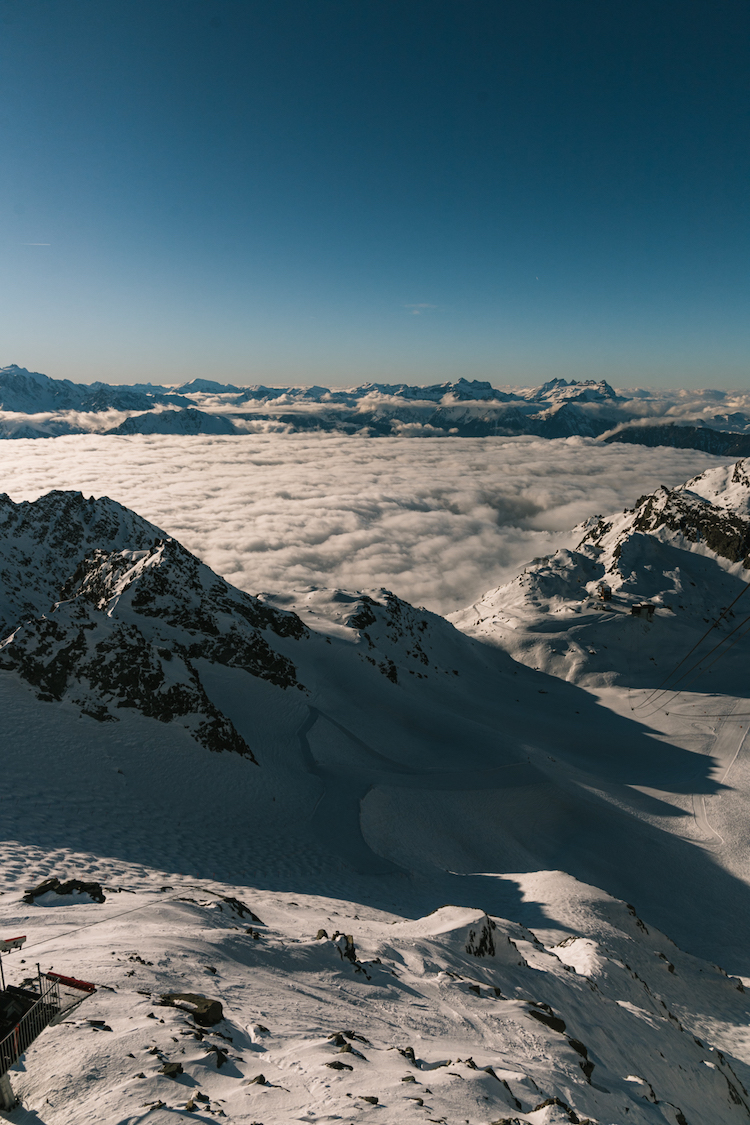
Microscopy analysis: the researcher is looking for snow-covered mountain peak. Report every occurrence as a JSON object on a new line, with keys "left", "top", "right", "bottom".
{"left": 679, "top": 456, "right": 750, "bottom": 518}
{"left": 0, "top": 494, "right": 312, "bottom": 753}
{"left": 527, "top": 377, "right": 620, "bottom": 404}
{"left": 580, "top": 467, "right": 750, "bottom": 573}
{"left": 0, "top": 364, "right": 171, "bottom": 414}
{"left": 452, "top": 458, "right": 750, "bottom": 690}
{"left": 0, "top": 489, "right": 166, "bottom": 636}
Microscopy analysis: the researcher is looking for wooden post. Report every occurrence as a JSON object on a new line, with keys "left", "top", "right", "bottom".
{"left": 0, "top": 1072, "right": 16, "bottom": 1110}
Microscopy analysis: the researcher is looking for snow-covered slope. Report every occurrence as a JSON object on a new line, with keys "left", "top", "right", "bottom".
{"left": 4, "top": 488, "right": 750, "bottom": 1122}
{"left": 452, "top": 458, "right": 750, "bottom": 691}
{"left": 2, "top": 489, "right": 750, "bottom": 968}
{"left": 2, "top": 871, "right": 749, "bottom": 1125}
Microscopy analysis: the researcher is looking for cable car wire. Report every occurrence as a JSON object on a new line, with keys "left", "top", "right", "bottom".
{"left": 650, "top": 616, "right": 750, "bottom": 712}
{"left": 640, "top": 609, "right": 750, "bottom": 715}
{"left": 636, "top": 577, "right": 750, "bottom": 709}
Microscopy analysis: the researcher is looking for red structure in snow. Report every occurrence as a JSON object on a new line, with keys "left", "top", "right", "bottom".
{"left": 0, "top": 936, "right": 96, "bottom": 1109}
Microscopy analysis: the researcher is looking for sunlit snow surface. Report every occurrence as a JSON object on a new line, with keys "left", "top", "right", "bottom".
{"left": 2, "top": 871, "right": 749, "bottom": 1125}
{"left": 0, "top": 432, "right": 729, "bottom": 613}
{"left": 2, "top": 437, "right": 750, "bottom": 1124}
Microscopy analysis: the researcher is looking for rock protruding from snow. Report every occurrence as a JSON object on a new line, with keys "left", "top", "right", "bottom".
{"left": 23, "top": 876, "right": 106, "bottom": 905}
{"left": 453, "top": 457, "right": 750, "bottom": 687}
{"left": 159, "top": 992, "right": 224, "bottom": 1025}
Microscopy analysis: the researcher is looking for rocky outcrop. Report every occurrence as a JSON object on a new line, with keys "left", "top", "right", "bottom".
{"left": 0, "top": 492, "right": 308, "bottom": 758}
{"left": 0, "top": 490, "right": 165, "bottom": 637}
{"left": 159, "top": 993, "right": 223, "bottom": 1026}
{"left": 582, "top": 483, "right": 750, "bottom": 569}
{"left": 22, "top": 877, "right": 106, "bottom": 904}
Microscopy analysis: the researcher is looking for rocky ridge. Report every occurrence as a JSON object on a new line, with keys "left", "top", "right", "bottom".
{"left": 0, "top": 493, "right": 308, "bottom": 756}
{"left": 451, "top": 457, "right": 750, "bottom": 687}
{"left": 0, "top": 491, "right": 485, "bottom": 758}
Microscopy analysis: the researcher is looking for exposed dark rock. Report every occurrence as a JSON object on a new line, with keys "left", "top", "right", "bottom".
{"left": 331, "top": 932, "right": 357, "bottom": 963}
{"left": 605, "top": 423, "right": 750, "bottom": 457}
{"left": 0, "top": 496, "right": 312, "bottom": 758}
{"left": 581, "top": 486, "right": 750, "bottom": 570}
{"left": 23, "top": 876, "right": 106, "bottom": 904}
{"left": 465, "top": 916, "right": 496, "bottom": 957}
{"left": 532, "top": 1096, "right": 583, "bottom": 1123}
{"left": 159, "top": 993, "right": 224, "bottom": 1026}
{"left": 159, "top": 1062, "right": 183, "bottom": 1078}
{"left": 212, "top": 896, "right": 263, "bottom": 923}
{"left": 205, "top": 1044, "right": 229, "bottom": 1068}
{"left": 526, "top": 1004, "right": 566, "bottom": 1034}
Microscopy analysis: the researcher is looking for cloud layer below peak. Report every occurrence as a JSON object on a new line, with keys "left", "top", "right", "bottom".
{"left": 0, "top": 434, "right": 730, "bottom": 615}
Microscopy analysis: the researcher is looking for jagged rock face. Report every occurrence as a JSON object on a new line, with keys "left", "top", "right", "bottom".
{"left": 451, "top": 457, "right": 750, "bottom": 687}
{"left": 0, "top": 490, "right": 167, "bottom": 636}
{"left": 529, "top": 460, "right": 750, "bottom": 605}
{"left": 0, "top": 492, "right": 308, "bottom": 758}
{"left": 581, "top": 479, "right": 750, "bottom": 570}
{"left": 336, "top": 589, "right": 466, "bottom": 683}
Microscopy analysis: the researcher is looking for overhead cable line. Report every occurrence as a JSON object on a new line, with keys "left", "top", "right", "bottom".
{"left": 636, "top": 577, "right": 750, "bottom": 710}
{"left": 640, "top": 609, "right": 750, "bottom": 715}
{"left": 13, "top": 881, "right": 239, "bottom": 956}
{"left": 653, "top": 616, "right": 750, "bottom": 712}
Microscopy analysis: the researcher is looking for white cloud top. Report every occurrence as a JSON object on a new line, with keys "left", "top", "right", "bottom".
{"left": 0, "top": 433, "right": 729, "bottom": 613}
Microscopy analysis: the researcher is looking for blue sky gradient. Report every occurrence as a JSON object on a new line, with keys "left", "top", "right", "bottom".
{"left": 1, "top": 0, "right": 749, "bottom": 386}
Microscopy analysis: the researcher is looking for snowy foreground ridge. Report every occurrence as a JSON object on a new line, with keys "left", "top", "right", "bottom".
{"left": 2, "top": 461, "right": 750, "bottom": 1122}
{"left": 4, "top": 364, "right": 750, "bottom": 450}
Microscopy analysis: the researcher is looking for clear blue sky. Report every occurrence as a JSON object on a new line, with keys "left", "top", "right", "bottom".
{"left": 1, "top": 0, "right": 748, "bottom": 387}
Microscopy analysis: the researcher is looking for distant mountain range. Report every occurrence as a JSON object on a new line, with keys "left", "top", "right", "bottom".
{"left": 605, "top": 421, "right": 750, "bottom": 456}
{"left": 2, "top": 363, "right": 749, "bottom": 449}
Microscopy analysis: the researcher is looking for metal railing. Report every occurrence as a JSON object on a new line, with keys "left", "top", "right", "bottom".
{"left": 0, "top": 974, "right": 61, "bottom": 1078}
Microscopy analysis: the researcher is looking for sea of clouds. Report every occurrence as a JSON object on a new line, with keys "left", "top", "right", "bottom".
{"left": 0, "top": 433, "right": 731, "bottom": 614}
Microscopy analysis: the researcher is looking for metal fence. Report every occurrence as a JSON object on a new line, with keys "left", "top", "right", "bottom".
{"left": 0, "top": 975, "right": 61, "bottom": 1078}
